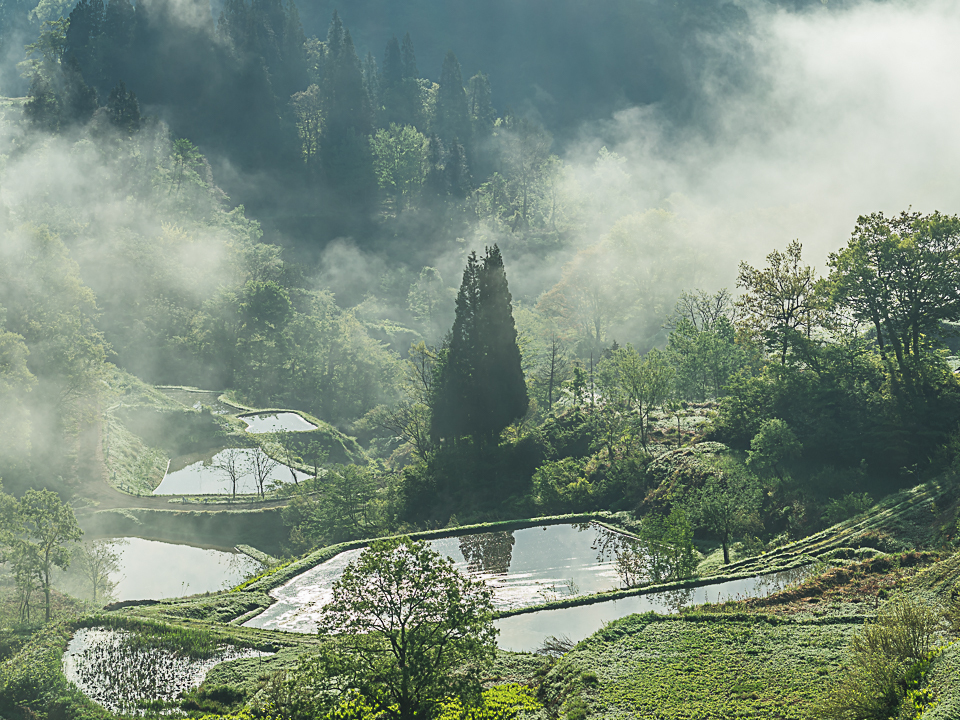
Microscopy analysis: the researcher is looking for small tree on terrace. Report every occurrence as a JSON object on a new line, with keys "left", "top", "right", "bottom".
{"left": 76, "top": 538, "right": 124, "bottom": 604}
{"left": 249, "top": 446, "right": 279, "bottom": 498}
{"left": 16, "top": 488, "right": 83, "bottom": 621}
{"left": 214, "top": 447, "right": 246, "bottom": 498}
{"left": 686, "top": 457, "right": 762, "bottom": 565}
{"left": 317, "top": 538, "right": 496, "bottom": 720}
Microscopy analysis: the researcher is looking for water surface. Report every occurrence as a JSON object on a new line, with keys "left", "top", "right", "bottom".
{"left": 246, "top": 523, "right": 637, "bottom": 633}
{"left": 63, "top": 627, "right": 268, "bottom": 714}
{"left": 243, "top": 412, "right": 318, "bottom": 433}
{"left": 153, "top": 446, "right": 309, "bottom": 495}
{"left": 494, "top": 565, "right": 814, "bottom": 651}
{"left": 158, "top": 388, "right": 237, "bottom": 415}
{"left": 106, "top": 537, "right": 263, "bottom": 600}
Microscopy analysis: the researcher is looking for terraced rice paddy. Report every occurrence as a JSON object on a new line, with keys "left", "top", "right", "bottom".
{"left": 153, "top": 446, "right": 309, "bottom": 495}
{"left": 246, "top": 523, "right": 632, "bottom": 632}
{"left": 495, "top": 565, "right": 814, "bottom": 651}
{"left": 62, "top": 628, "right": 268, "bottom": 714}
{"left": 242, "top": 412, "right": 317, "bottom": 433}
{"left": 107, "top": 537, "right": 264, "bottom": 600}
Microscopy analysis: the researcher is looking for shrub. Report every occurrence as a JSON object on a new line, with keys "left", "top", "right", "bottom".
{"left": 819, "top": 595, "right": 942, "bottom": 719}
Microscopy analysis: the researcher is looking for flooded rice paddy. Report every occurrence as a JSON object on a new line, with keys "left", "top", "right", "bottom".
{"left": 242, "top": 412, "right": 318, "bottom": 433}
{"left": 248, "top": 523, "right": 655, "bottom": 633}
{"left": 494, "top": 565, "right": 814, "bottom": 651}
{"left": 243, "top": 523, "right": 813, "bottom": 651}
{"left": 158, "top": 388, "right": 239, "bottom": 415}
{"left": 153, "top": 446, "right": 309, "bottom": 495}
{"left": 63, "top": 628, "right": 268, "bottom": 714}
{"left": 101, "top": 538, "right": 263, "bottom": 600}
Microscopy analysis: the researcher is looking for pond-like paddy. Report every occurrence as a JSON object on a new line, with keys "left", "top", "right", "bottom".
{"left": 494, "top": 565, "right": 813, "bottom": 652}
{"left": 158, "top": 387, "right": 238, "bottom": 415}
{"left": 247, "top": 523, "right": 646, "bottom": 633}
{"left": 63, "top": 627, "right": 268, "bottom": 714}
{"left": 243, "top": 523, "right": 815, "bottom": 651}
{"left": 153, "top": 446, "right": 309, "bottom": 495}
{"left": 242, "top": 412, "right": 318, "bottom": 433}
{"left": 96, "top": 537, "right": 263, "bottom": 600}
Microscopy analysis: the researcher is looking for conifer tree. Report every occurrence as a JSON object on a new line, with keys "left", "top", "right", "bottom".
{"left": 107, "top": 79, "right": 141, "bottom": 133}
{"left": 319, "top": 12, "right": 375, "bottom": 201}
{"left": 400, "top": 32, "right": 418, "bottom": 79}
{"left": 382, "top": 36, "right": 402, "bottom": 88}
{"left": 435, "top": 50, "right": 471, "bottom": 148}
{"left": 433, "top": 246, "right": 527, "bottom": 445}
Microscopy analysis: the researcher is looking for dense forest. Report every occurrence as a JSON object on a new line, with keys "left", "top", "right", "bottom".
{"left": 2, "top": 0, "right": 960, "bottom": 718}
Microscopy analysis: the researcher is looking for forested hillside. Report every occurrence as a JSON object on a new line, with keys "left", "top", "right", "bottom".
{"left": 1, "top": 0, "right": 960, "bottom": 718}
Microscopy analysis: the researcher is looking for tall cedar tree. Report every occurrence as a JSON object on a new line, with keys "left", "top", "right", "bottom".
{"left": 320, "top": 12, "right": 375, "bottom": 199}
{"left": 433, "top": 246, "right": 527, "bottom": 445}
{"left": 435, "top": 50, "right": 471, "bottom": 150}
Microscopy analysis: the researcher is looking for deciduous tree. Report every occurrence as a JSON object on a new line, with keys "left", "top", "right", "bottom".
{"left": 316, "top": 538, "right": 496, "bottom": 720}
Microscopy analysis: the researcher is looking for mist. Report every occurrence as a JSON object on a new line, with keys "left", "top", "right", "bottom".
{"left": 562, "top": 0, "right": 960, "bottom": 276}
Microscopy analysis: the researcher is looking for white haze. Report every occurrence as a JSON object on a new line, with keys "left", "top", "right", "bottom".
{"left": 564, "top": 0, "right": 960, "bottom": 280}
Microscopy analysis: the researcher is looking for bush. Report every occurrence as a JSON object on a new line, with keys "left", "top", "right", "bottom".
{"left": 820, "top": 595, "right": 942, "bottom": 720}
{"left": 822, "top": 492, "right": 874, "bottom": 526}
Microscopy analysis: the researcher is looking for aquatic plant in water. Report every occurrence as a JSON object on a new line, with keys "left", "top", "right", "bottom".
{"left": 62, "top": 627, "right": 268, "bottom": 714}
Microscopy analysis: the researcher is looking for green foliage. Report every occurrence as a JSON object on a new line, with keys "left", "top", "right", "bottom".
{"left": 315, "top": 537, "right": 497, "bottom": 720}
{"left": 828, "top": 210, "right": 960, "bottom": 392}
{"left": 746, "top": 418, "right": 801, "bottom": 479}
{"left": 819, "top": 596, "right": 943, "bottom": 720}
{"left": 371, "top": 124, "right": 428, "bottom": 210}
{"left": 596, "top": 344, "right": 674, "bottom": 450}
{"left": 822, "top": 492, "right": 873, "bottom": 526}
{"left": 685, "top": 456, "right": 763, "bottom": 565}
{"left": 436, "top": 683, "right": 542, "bottom": 720}
{"left": 667, "top": 290, "right": 753, "bottom": 401}
{"left": 0, "top": 622, "right": 107, "bottom": 720}
{"left": 281, "top": 465, "right": 394, "bottom": 552}
{"left": 736, "top": 239, "right": 825, "bottom": 366}
{"left": 532, "top": 458, "right": 589, "bottom": 513}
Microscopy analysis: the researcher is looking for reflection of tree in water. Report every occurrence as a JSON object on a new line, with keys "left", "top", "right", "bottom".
{"left": 591, "top": 526, "right": 645, "bottom": 588}
{"left": 655, "top": 587, "right": 695, "bottom": 614}
{"left": 751, "top": 564, "right": 814, "bottom": 597}
{"left": 459, "top": 531, "right": 516, "bottom": 575}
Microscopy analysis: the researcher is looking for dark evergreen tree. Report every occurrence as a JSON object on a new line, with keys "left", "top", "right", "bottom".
{"left": 432, "top": 245, "right": 527, "bottom": 445}
{"left": 433, "top": 251, "right": 481, "bottom": 443}
{"left": 23, "top": 73, "right": 60, "bottom": 131}
{"left": 400, "top": 32, "right": 418, "bottom": 80}
{"left": 362, "top": 50, "right": 380, "bottom": 122}
{"left": 423, "top": 133, "right": 446, "bottom": 201}
{"left": 65, "top": 0, "right": 104, "bottom": 83}
{"left": 435, "top": 50, "right": 471, "bottom": 149}
{"left": 382, "top": 32, "right": 420, "bottom": 129}
{"left": 61, "top": 57, "right": 99, "bottom": 124}
{"left": 475, "top": 245, "right": 527, "bottom": 439}
{"left": 107, "top": 79, "right": 140, "bottom": 133}
{"left": 468, "top": 72, "right": 495, "bottom": 137}
{"left": 382, "top": 36, "right": 402, "bottom": 89}
{"left": 102, "top": 0, "right": 135, "bottom": 90}
{"left": 319, "top": 13, "right": 375, "bottom": 201}
{"left": 444, "top": 141, "right": 470, "bottom": 198}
